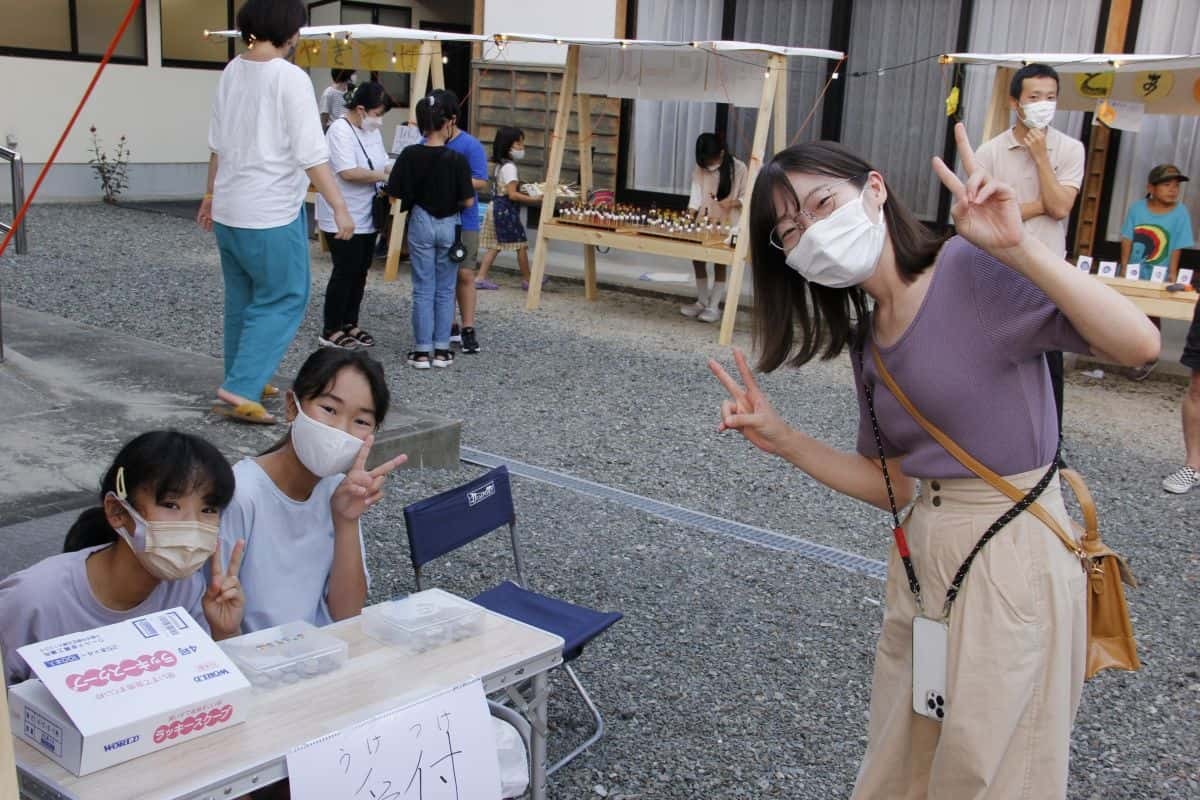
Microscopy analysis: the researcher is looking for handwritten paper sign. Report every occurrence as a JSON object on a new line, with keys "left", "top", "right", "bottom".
{"left": 287, "top": 680, "right": 501, "bottom": 800}
{"left": 1150, "top": 265, "right": 1168, "bottom": 283}
{"left": 391, "top": 124, "right": 423, "bottom": 156}
{"left": 1098, "top": 261, "right": 1118, "bottom": 278}
{"left": 1076, "top": 255, "right": 1093, "bottom": 273}
{"left": 1178, "top": 268, "right": 1194, "bottom": 286}
{"left": 1125, "top": 262, "right": 1142, "bottom": 280}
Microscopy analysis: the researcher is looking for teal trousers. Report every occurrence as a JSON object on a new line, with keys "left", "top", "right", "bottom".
{"left": 213, "top": 212, "right": 309, "bottom": 400}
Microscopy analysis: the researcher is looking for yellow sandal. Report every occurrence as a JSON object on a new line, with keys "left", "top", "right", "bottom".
{"left": 211, "top": 401, "right": 276, "bottom": 425}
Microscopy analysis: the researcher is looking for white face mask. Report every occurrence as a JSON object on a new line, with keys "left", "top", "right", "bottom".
{"left": 109, "top": 480, "right": 217, "bottom": 582}
{"left": 290, "top": 395, "right": 364, "bottom": 477}
{"left": 705, "top": 164, "right": 721, "bottom": 173}
{"left": 510, "top": 148, "right": 525, "bottom": 161}
{"left": 361, "top": 115, "right": 383, "bottom": 133}
{"left": 784, "top": 188, "right": 886, "bottom": 289}
{"left": 1020, "top": 100, "right": 1057, "bottom": 130}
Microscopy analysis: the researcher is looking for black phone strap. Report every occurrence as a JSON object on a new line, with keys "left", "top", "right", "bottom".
{"left": 855, "top": 345, "right": 1060, "bottom": 619}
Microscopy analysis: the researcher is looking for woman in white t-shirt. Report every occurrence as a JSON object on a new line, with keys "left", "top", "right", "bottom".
{"left": 317, "top": 82, "right": 391, "bottom": 351}
{"left": 197, "top": 0, "right": 354, "bottom": 427}
{"left": 680, "top": 133, "right": 748, "bottom": 323}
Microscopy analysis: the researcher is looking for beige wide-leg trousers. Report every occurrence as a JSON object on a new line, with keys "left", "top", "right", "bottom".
{"left": 852, "top": 467, "right": 1087, "bottom": 800}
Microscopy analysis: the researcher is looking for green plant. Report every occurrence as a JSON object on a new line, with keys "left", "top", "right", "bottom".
{"left": 87, "top": 126, "right": 130, "bottom": 204}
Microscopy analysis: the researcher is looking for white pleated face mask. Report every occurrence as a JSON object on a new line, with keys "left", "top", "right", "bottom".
{"left": 289, "top": 395, "right": 364, "bottom": 477}
{"left": 109, "top": 469, "right": 217, "bottom": 581}
{"left": 1020, "top": 100, "right": 1057, "bottom": 130}
{"left": 783, "top": 188, "right": 886, "bottom": 289}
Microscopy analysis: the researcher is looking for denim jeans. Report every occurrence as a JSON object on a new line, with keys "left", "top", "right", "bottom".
{"left": 407, "top": 205, "right": 459, "bottom": 352}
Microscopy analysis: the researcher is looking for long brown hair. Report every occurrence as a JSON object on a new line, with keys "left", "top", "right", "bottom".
{"left": 748, "top": 141, "right": 946, "bottom": 372}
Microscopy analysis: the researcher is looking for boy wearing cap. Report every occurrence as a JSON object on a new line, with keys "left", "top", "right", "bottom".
{"left": 1120, "top": 164, "right": 1194, "bottom": 283}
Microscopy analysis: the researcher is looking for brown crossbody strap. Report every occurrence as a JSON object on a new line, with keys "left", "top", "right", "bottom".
{"left": 870, "top": 347, "right": 1086, "bottom": 559}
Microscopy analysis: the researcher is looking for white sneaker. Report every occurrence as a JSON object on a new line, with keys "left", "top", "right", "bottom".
{"left": 1162, "top": 466, "right": 1200, "bottom": 494}
{"left": 680, "top": 301, "right": 706, "bottom": 318}
{"left": 698, "top": 306, "right": 721, "bottom": 323}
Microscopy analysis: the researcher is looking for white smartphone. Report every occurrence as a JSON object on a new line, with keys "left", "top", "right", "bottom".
{"left": 912, "top": 616, "right": 949, "bottom": 722}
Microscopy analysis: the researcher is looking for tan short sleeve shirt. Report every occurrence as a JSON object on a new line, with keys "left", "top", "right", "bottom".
{"left": 975, "top": 126, "right": 1085, "bottom": 257}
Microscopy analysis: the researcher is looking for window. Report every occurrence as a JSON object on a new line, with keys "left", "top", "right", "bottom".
{"left": 0, "top": 0, "right": 146, "bottom": 63}
{"left": 308, "top": 1, "right": 413, "bottom": 107}
{"left": 161, "top": 0, "right": 235, "bottom": 68}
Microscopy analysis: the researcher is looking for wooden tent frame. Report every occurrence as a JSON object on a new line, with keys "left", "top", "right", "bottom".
{"left": 501, "top": 36, "right": 842, "bottom": 345}
{"left": 945, "top": 51, "right": 1200, "bottom": 321}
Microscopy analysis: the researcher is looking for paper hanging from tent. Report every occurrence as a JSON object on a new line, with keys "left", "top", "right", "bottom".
{"left": 1060, "top": 68, "right": 1200, "bottom": 114}
{"left": 574, "top": 48, "right": 765, "bottom": 107}
{"left": 392, "top": 124, "right": 423, "bottom": 155}
{"left": 295, "top": 39, "right": 421, "bottom": 72}
{"left": 286, "top": 679, "right": 501, "bottom": 800}
{"left": 1096, "top": 99, "right": 1144, "bottom": 131}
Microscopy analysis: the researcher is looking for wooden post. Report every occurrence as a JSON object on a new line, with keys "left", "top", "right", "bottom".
{"left": 982, "top": 67, "right": 1014, "bottom": 142}
{"left": 1074, "top": 0, "right": 1135, "bottom": 258}
{"left": 577, "top": 92, "right": 598, "bottom": 301}
{"left": 718, "top": 54, "right": 783, "bottom": 345}
{"left": 0, "top": 679, "right": 16, "bottom": 800}
{"left": 526, "top": 45, "right": 580, "bottom": 310}
{"left": 383, "top": 198, "right": 406, "bottom": 282}
{"left": 772, "top": 59, "right": 788, "bottom": 153}
{"left": 409, "top": 46, "right": 433, "bottom": 124}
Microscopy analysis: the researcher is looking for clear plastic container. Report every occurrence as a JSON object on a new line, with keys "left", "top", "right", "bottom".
{"left": 220, "top": 620, "right": 348, "bottom": 689}
{"left": 361, "top": 590, "right": 485, "bottom": 654}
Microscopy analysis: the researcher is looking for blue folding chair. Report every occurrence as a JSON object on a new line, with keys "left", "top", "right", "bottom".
{"left": 403, "top": 466, "right": 622, "bottom": 774}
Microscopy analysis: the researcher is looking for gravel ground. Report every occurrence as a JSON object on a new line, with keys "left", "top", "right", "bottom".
{"left": 3, "top": 203, "right": 1198, "bottom": 799}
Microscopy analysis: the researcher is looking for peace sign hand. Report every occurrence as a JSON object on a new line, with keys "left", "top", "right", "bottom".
{"left": 204, "top": 539, "right": 245, "bottom": 640}
{"left": 708, "top": 348, "right": 793, "bottom": 456}
{"left": 932, "top": 123, "right": 1025, "bottom": 257}
{"left": 330, "top": 434, "right": 408, "bottom": 523}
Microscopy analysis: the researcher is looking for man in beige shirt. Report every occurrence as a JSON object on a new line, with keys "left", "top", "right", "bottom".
{"left": 975, "top": 63, "right": 1085, "bottom": 430}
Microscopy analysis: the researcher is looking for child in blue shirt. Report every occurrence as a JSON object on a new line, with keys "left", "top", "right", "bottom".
{"left": 1120, "top": 163, "right": 1194, "bottom": 282}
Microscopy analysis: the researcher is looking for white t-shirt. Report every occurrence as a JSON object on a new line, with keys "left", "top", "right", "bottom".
{"left": 320, "top": 84, "right": 350, "bottom": 122}
{"left": 316, "top": 118, "right": 388, "bottom": 234}
{"left": 208, "top": 57, "right": 330, "bottom": 229}
{"left": 0, "top": 545, "right": 207, "bottom": 684}
{"left": 217, "top": 459, "right": 370, "bottom": 634}
{"left": 494, "top": 161, "right": 520, "bottom": 193}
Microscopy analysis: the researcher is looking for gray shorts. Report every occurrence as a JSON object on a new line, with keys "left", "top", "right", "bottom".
{"left": 459, "top": 229, "right": 480, "bottom": 269}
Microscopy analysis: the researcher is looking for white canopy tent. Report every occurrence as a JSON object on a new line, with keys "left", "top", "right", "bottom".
{"left": 490, "top": 34, "right": 842, "bottom": 343}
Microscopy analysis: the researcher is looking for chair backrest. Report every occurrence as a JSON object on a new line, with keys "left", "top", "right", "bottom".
{"left": 403, "top": 465, "right": 517, "bottom": 573}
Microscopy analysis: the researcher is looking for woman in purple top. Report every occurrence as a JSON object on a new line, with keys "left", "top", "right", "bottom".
{"left": 710, "top": 125, "right": 1159, "bottom": 799}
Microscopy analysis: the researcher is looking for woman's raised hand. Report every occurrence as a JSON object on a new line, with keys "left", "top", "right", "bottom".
{"left": 708, "top": 348, "right": 792, "bottom": 456}
{"left": 932, "top": 123, "right": 1025, "bottom": 256}
{"left": 330, "top": 434, "right": 407, "bottom": 523}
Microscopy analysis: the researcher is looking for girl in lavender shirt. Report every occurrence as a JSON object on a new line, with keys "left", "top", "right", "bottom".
{"left": 0, "top": 432, "right": 246, "bottom": 685}
{"left": 710, "top": 125, "right": 1159, "bottom": 799}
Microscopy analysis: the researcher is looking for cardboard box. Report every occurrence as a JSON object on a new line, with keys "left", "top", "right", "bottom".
{"left": 9, "top": 607, "right": 250, "bottom": 775}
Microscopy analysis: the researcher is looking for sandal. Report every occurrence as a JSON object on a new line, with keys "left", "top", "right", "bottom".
{"left": 433, "top": 349, "right": 455, "bottom": 368}
{"left": 343, "top": 325, "right": 376, "bottom": 347}
{"left": 407, "top": 351, "right": 432, "bottom": 370}
{"left": 319, "top": 330, "right": 360, "bottom": 350}
{"left": 211, "top": 401, "right": 276, "bottom": 425}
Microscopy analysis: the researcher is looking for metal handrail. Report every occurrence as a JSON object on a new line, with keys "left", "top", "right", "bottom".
{"left": 0, "top": 145, "right": 26, "bottom": 255}
{"left": 0, "top": 145, "right": 21, "bottom": 362}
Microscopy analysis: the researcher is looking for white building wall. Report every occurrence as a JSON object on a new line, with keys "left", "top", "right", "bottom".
{"left": 0, "top": 0, "right": 471, "bottom": 203}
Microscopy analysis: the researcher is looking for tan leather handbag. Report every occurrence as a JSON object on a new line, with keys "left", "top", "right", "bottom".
{"left": 870, "top": 348, "right": 1140, "bottom": 679}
